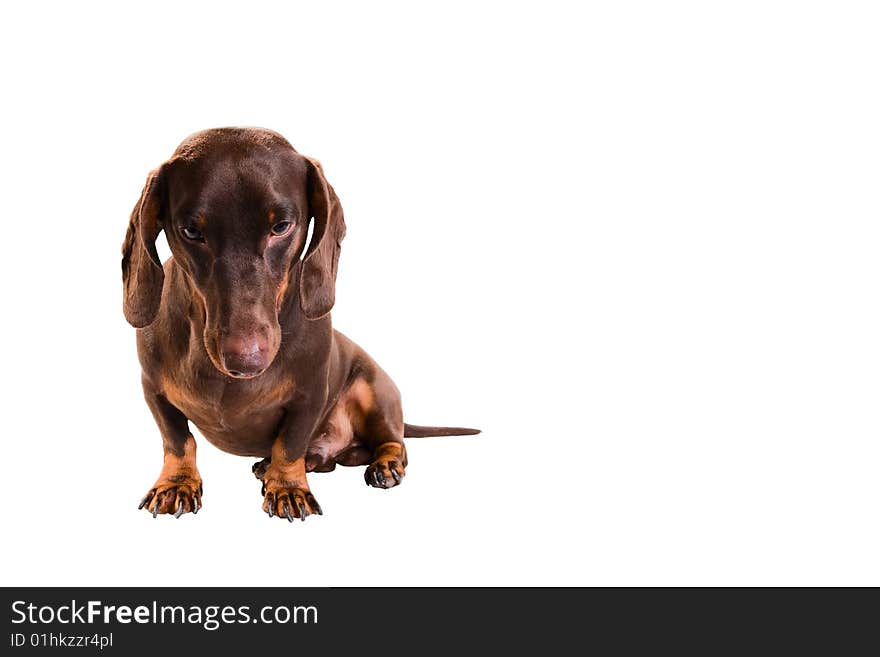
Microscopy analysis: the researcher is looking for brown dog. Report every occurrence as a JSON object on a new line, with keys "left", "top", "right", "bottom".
{"left": 122, "top": 127, "right": 478, "bottom": 521}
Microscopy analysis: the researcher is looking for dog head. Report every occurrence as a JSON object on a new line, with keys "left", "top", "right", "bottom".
{"left": 122, "top": 127, "right": 346, "bottom": 378}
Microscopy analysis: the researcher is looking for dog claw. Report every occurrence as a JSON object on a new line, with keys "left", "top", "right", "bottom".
{"left": 138, "top": 491, "right": 154, "bottom": 510}
{"left": 193, "top": 497, "right": 200, "bottom": 514}
{"left": 151, "top": 499, "right": 160, "bottom": 518}
{"left": 296, "top": 498, "right": 307, "bottom": 521}
{"left": 174, "top": 500, "right": 185, "bottom": 519}
{"left": 284, "top": 501, "right": 294, "bottom": 523}
{"left": 390, "top": 463, "right": 402, "bottom": 484}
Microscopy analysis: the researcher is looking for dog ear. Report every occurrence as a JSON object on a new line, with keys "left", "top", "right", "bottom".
{"left": 122, "top": 167, "right": 165, "bottom": 328}
{"left": 300, "top": 157, "right": 347, "bottom": 320}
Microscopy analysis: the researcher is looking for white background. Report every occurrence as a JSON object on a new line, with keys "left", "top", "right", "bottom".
{"left": 1, "top": 1, "right": 878, "bottom": 586}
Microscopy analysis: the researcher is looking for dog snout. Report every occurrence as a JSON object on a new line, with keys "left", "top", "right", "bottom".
{"left": 220, "top": 333, "right": 270, "bottom": 378}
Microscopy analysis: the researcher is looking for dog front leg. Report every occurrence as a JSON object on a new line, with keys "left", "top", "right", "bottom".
{"left": 138, "top": 382, "right": 202, "bottom": 518}
{"left": 259, "top": 401, "right": 324, "bottom": 522}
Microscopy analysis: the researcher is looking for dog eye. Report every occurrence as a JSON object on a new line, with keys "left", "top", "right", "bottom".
{"left": 181, "top": 226, "right": 204, "bottom": 242}
{"left": 271, "top": 221, "right": 293, "bottom": 236}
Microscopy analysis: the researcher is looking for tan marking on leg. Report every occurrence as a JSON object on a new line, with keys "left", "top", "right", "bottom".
{"left": 342, "top": 378, "right": 377, "bottom": 436}
{"left": 266, "top": 439, "right": 308, "bottom": 488}
{"left": 160, "top": 435, "right": 199, "bottom": 478}
{"left": 375, "top": 442, "right": 405, "bottom": 461}
{"left": 140, "top": 435, "right": 203, "bottom": 517}
{"left": 348, "top": 378, "right": 375, "bottom": 412}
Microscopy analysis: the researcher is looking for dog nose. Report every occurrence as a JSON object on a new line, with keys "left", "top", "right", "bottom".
{"left": 220, "top": 334, "right": 269, "bottom": 378}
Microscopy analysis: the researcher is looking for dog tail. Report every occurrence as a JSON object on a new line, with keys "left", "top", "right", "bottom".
{"left": 403, "top": 423, "right": 481, "bottom": 438}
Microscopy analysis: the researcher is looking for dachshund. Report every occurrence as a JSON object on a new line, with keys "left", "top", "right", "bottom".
{"left": 122, "top": 127, "right": 478, "bottom": 521}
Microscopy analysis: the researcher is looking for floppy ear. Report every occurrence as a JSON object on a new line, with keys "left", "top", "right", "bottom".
{"left": 300, "top": 157, "right": 347, "bottom": 320}
{"left": 121, "top": 167, "right": 165, "bottom": 328}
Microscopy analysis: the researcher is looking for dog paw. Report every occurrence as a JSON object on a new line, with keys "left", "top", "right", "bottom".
{"left": 364, "top": 457, "right": 405, "bottom": 489}
{"left": 139, "top": 476, "right": 203, "bottom": 518}
{"left": 261, "top": 481, "right": 322, "bottom": 522}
